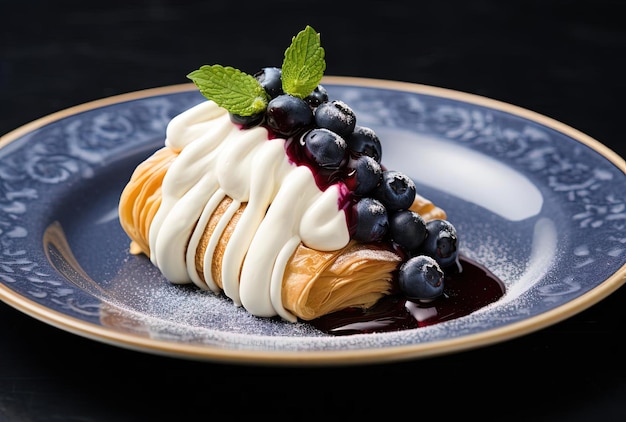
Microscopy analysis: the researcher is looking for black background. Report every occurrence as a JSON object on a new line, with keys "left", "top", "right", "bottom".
{"left": 1, "top": 1, "right": 625, "bottom": 420}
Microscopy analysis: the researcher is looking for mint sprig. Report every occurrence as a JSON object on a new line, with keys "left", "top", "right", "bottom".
{"left": 187, "top": 65, "right": 268, "bottom": 116}
{"left": 186, "top": 25, "right": 326, "bottom": 116}
{"left": 281, "top": 25, "right": 326, "bottom": 98}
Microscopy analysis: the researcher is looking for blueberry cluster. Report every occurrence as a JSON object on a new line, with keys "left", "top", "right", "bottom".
{"left": 230, "top": 67, "right": 460, "bottom": 302}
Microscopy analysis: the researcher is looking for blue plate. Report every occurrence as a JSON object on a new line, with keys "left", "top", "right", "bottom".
{"left": 0, "top": 77, "right": 624, "bottom": 365}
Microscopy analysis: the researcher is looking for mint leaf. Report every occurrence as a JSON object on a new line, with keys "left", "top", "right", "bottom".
{"left": 281, "top": 25, "right": 326, "bottom": 98}
{"left": 187, "top": 65, "right": 268, "bottom": 116}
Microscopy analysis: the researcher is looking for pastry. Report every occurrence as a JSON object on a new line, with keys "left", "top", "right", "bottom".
{"left": 118, "top": 26, "right": 457, "bottom": 323}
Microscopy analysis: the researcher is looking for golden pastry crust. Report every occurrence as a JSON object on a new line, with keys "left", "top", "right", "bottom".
{"left": 118, "top": 146, "right": 177, "bottom": 256}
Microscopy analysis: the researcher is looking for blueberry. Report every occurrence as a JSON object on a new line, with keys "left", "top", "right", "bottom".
{"left": 347, "top": 126, "right": 382, "bottom": 163}
{"left": 300, "top": 128, "right": 347, "bottom": 169}
{"left": 373, "top": 170, "right": 416, "bottom": 211}
{"left": 266, "top": 94, "right": 313, "bottom": 137}
{"left": 314, "top": 100, "right": 357, "bottom": 137}
{"left": 351, "top": 197, "right": 388, "bottom": 242}
{"left": 254, "top": 67, "right": 283, "bottom": 99}
{"left": 305, "top": 84, "right": 329, "bottom": 107}
{"left": 229, "top": 112, "right": 264, "bottom": 128}
{"left": 421, "top": 219, "right": 459, "bottom": 268}
{"left": 398, "top": 255, "right": 445, "bottom": 301}
{"left": 389, "top": 210, "right": 427, "bottom": 253}
{"left": 344, "top": 155, "right": 382, "bottom": 196}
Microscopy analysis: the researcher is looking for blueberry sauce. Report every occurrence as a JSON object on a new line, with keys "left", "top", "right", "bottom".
{"left": 309, "top": 255, "right": 505, "bottom": 336}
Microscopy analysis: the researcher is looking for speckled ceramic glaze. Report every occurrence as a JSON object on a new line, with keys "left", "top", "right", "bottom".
{"left": 0, "top": 78, "right": 624, "bottom": 365}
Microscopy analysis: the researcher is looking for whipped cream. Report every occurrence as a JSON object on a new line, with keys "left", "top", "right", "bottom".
{"left": 148, "top": 101, "right": 351, "bottom": 322}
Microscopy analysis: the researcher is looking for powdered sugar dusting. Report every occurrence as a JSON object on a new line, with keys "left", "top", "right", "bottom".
{"left": 327, "top": 100, "right": 355, "bottom": 126}
{"left": 88, "top": 241, "right": 537, "bottom": 353}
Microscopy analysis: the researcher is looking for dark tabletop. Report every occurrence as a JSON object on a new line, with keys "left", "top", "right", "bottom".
{"left": 1, "top": 0, "right": 625, "bottom": 420}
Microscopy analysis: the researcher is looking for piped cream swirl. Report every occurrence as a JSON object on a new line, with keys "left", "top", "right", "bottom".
{"left": 147, "top": 100, "right": 350, "bottom": 321}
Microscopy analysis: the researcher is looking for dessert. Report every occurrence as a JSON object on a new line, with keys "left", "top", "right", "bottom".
{"left": 119, "top": 26, "right": 503, "bottom": 330}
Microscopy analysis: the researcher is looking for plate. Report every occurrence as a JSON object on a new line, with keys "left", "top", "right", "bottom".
{"left": 0, "top": 77, "right": 624, "bottom": 366}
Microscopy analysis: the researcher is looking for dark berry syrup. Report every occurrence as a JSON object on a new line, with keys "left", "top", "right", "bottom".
{"left": 309, "top": 255, "right": 505, "bottom": 336}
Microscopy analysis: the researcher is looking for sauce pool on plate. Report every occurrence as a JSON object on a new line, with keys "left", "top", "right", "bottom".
{"left": 310, "top": 256, "right": 505, "bottom": 335}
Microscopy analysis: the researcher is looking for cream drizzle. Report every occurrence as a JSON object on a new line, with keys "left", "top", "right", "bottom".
{"left": 148, "top": 101, "right": 350, "bottom": 321}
